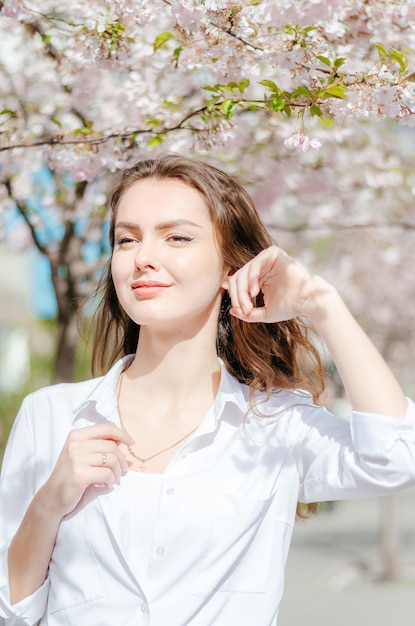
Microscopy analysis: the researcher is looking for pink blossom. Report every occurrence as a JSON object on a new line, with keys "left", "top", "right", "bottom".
{"left": 284, "top": 132, "right": 322, "bottom": 152}
{"left": 203, "top": 0, "right": 229, "bottom": 10}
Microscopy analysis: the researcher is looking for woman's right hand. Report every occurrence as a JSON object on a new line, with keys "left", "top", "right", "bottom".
{"left": 8, "top": 422, "right": 134, "bottom": 605}
{"left": 42, "top": 424, "right": 134, "bottom": 519}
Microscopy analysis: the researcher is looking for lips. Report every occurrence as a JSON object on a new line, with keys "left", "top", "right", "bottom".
{"left": 131, "top": 280, "right": 171, "bottom": 297}
{"left": 132, "top": 280, "right": 170, "bottom": 289}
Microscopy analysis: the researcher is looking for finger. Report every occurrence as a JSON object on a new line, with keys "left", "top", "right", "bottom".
{"left": 92, "top": 451, "right": 126, "bottom": 483}
{"left": 230, "top": 305, "right": 266, "bottom": 323}
{"left": 229, "top": 268, "right": 254, "bottom": 315}
{"left": 64, "top": 436, "right": 129, "bottom": 483}
{"left": 227, "top": 272, "right": 243, "bottom": 313}
{"left": 72, "top": 423, "right": 135, "bottom": 446}
{"left": 90, "top": 440, "right": 129, "bottom": 474}
{"left": 246, "top": 263, "right": 262, "bottom": 300}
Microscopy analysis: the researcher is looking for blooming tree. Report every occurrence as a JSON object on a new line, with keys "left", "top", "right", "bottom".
{"left": 0, "top": 0, "right": 414, "bottom": 385}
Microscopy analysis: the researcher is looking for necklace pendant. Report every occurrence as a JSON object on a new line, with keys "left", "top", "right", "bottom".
{"left": 140, "top": 463, "right": 146, "bottom": 472}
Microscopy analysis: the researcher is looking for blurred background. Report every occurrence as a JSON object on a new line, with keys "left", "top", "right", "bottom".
{"left": 1, "top": 2, "right": 415, "bottom": 624}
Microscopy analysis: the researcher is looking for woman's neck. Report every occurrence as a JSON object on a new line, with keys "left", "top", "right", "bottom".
{"left": 125, "top": 326, "right": 221, "bottom": 402}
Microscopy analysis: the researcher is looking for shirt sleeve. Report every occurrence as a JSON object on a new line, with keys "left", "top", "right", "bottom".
{"left": 0, "top": 541, "right": 50, "bottom": 626}
{"left": 296, "top": 397, "right": 415, "bottom": 503}
{"left": 0, "top": 397, "right": 50, "bottom": 624}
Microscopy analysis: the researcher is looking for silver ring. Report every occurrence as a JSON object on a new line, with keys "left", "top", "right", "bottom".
{"left": 101, "top": 452, "right": 107, "bottom": 466}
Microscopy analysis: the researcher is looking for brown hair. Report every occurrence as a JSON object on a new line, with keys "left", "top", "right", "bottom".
{"left": 92, "top": 153, "right": 324, "bottom": 398}
{"left": 91, "top": 153, "right": 323, "bottom": 516}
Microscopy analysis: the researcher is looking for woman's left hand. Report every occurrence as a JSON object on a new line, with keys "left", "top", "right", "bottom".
{"left": 227, "top": 246, "right": 409, "bottom": 420}
{"left": 227, "top": 245, "right": 319, "bottom": 323}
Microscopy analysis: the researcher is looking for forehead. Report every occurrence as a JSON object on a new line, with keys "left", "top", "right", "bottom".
{"left": 116, "top": 178, "right": 211, "bottom": 221}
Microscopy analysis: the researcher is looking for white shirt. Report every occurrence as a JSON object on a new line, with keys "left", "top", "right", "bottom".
{"left": 1, "top": 356, "right": 415, "bottom": 626}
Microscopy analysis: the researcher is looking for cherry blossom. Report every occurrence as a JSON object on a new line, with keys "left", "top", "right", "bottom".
{"left": 0, "top": 0, "right": 414, "bottom": 386}
{"left": 284, "top": 132, "right": 322, "bottom": 152}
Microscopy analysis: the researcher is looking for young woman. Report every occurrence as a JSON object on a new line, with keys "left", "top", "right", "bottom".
{"left": 1, "top": 154, "right": 414, "bottom": 626}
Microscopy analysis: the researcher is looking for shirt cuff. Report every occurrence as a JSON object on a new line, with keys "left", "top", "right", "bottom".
{"left": 0, "top": 542, "right": 49, "bottom": 625}
{"left": 351, "top": 397, "right": 415, "bottom": 459}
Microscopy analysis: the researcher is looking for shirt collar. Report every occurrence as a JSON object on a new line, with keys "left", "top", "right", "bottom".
{"left": 73, "top": 355, "right": 134, "bottom": 422}
{"left": 214, "top": 359, "right": 248, "bottom": 416}
{"left": 73, "top": 355, "right": 249, "bottom": 425}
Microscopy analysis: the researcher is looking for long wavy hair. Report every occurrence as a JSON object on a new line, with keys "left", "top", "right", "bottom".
{"left": 92, "top": 153, "right": 324, "bottom": 397}
{"left": 91, "top": 153, "right": 324, "bottom": 516}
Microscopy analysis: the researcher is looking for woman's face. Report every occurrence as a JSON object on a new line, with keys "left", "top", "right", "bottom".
{"left": 111, "top": 178, "right": 228, "bottom": 332}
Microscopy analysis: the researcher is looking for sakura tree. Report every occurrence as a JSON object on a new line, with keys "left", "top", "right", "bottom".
{"left": 0, "top": 0, "right": 414, "bottom": 386}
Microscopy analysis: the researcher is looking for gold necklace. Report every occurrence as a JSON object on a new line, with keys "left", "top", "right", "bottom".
{"left": 117, "top": 371, "right": 199, "bottom": 472}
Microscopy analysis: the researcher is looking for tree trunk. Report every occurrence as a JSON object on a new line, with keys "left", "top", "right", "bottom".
{"left": 53, "top": 304, "right": 80, "bottom": 383}
{"left": 378, "top": 494, "right": 400, "bottom": 581}
{"left": 376, "top": 332, "right": 407, "bottom": 582}
{"left": 50, "top": 253, "right": 82, "bottom": 383}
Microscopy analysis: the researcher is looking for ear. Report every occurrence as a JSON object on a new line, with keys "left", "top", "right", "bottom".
{"left": 221, "top": 266, "right": 233, "bottom": 291}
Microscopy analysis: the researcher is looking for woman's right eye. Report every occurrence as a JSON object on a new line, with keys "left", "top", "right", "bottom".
{"left": 116, "top": 237, "right": 137, "bottom": 245}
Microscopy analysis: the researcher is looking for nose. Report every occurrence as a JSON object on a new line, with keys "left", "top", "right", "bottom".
{"left": 134, "top": 239, "right": 160, "bottom": 271}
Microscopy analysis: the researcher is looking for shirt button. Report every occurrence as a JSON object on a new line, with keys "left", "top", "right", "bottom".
{"left": 141, "top": 602, "right": 148, "bottom": 613}
{"left": 156, "top": 546, "right": 165, "bottom": 557}
{"left": 166, "top": 488, "right": 175, "bottom": 495}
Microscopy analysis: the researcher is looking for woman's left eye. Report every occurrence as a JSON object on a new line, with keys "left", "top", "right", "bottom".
{"left": 167, "top": 235, "right": 194, "bottom": 244}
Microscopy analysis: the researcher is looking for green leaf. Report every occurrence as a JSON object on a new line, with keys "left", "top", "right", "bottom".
{"left": 203, "top": 86, "right": 219, "bottom": 93}
{"left": 248, "top": 102, "right": 267, "bottom": 111}
{"left": 0, "top": 109, "right": 14, "bottom": 115}
{"left": 323, "top": 84, "right": 346, "bottom": 98}
{"left": 221, "top": 98, "right": 237, "bottom": 117}
{"left": 271, "top": 95, "right": 286, "bottom": 112}
{"left": 146, "top": 118, "right": 162, "bottom": 126}
{"left": 203, "top": 84, "right": 224, "bottom": 93}
{"left": 238, "top": 78, "right": 250, "bottom": 94}
{"left": 310, "top": 104, "right": 323, "bottom": 117}
{"left": 173, "top": 46, "right": 182, "bottom": 59}
{"left": 147, "top": 134, "right": 165, "bottom": 148}
{"left": 291, "top": 86, "right": 314, "bottom": 98}
{"left": 259, "top": 79, "right": 279, "bottom": 93}
{"left": 73, "top": 120, "right": 94, "bottom": 135}
{"left": 317, "top": 55, "right": 331, "bottom": 67}
{"left": 318, "top": 117, "right": 334, "bottom": 129}
{"left": 153, "top": 31, "right": 175, "bottom": 52}
{"left": 333, "top": 57, "right": 346, "bottom": 69}
{"left": 73, "top": 127, "right": 91, "bottom": 136}
{"left": 390, "top": 49, "right": 407, "bottom": 73}
{"left": 374, "top": 43, "right": 387, "bottom": 60}
{"left": 206, "top": 95, "right": 220, "bottom": 112}
{"left": 51, "top": 118, "right": 62, "bottom": 128}
{"left": 225, "top": 102, "right": 237, "bottom": 118}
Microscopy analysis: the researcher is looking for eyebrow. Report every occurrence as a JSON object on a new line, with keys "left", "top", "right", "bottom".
{"left": 114, "top": 219, "right": 203, "bottom": 231}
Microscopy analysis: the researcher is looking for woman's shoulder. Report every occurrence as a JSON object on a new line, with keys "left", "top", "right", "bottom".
{"left": 19, "top": 357, "right": 128, "bottom": 422}
{"left": 252, "top": 386, "right": 316, "bottom": 413}
{"left": 222, "top": 362, "right": 316, "bottom": 413}
{"left": 16, "top": 375, "right": 107, "bottom": 430}
{"left": 24, "top": 375, "right": 105, "bottom": 404}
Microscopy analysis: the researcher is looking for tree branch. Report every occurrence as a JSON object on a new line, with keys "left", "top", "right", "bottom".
{"left": 4, "top": 178, "right": 51, "bottom": 256}
{"left": 0, "top": 97, "right": 305, "bottom": 152}
{"left": 25, "top": 20, "right": 89, "bottom": 127}
{"left": 161, "top": 0, "right": 264, "bottom": 51}
{"left": 265, "top": 221, "right": 415, "bottom": 233}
